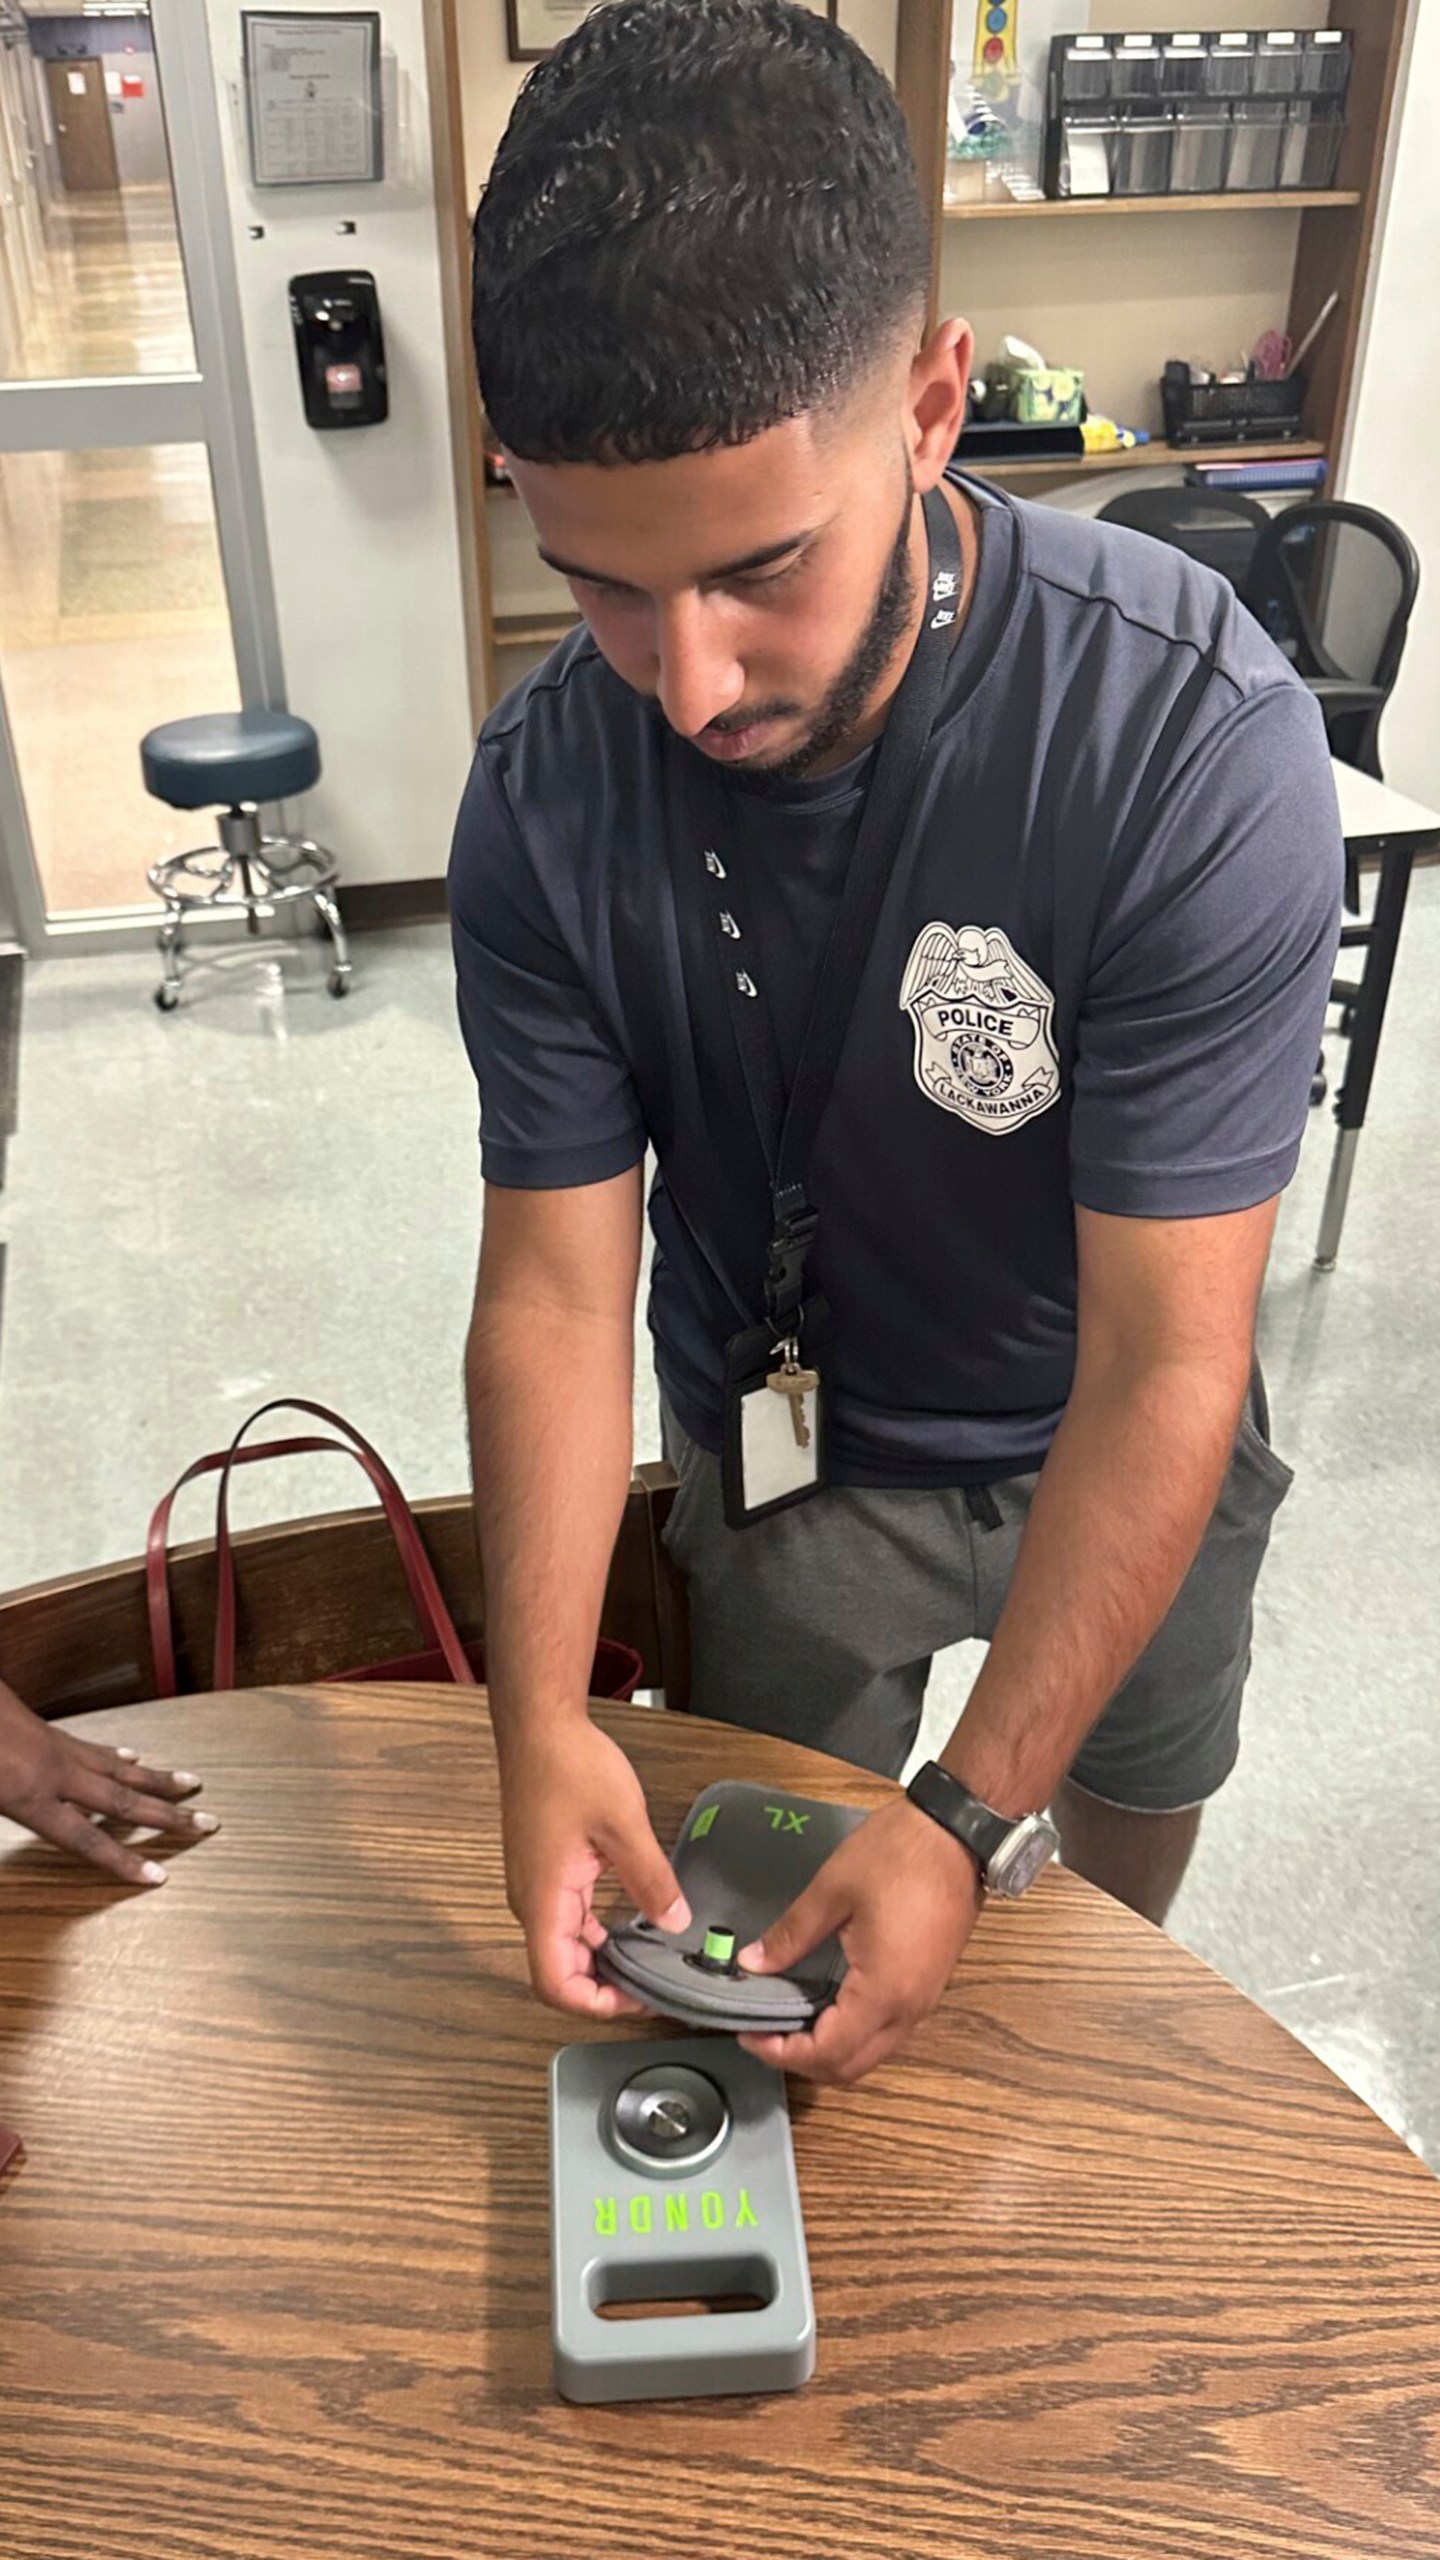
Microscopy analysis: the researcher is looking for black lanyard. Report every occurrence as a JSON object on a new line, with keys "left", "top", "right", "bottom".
{"left": 680, "top": 484, "right": 963, "bottom": 1339}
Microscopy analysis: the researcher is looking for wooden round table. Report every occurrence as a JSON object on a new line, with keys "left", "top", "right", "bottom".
{"left": 2, "top": 1684, "right": 1438, "bottom": 2558}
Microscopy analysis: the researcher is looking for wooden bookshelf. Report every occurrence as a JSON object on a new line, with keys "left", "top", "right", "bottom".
{"left": 487, "top": 438, "right": 1329, "bottom": 506}
{"left": 493, "top": 612, "right": 580, "bottom": 651}
{"left": 970, "top": 437, "right": 1327, "bottom": 483}
{"left": 451, "top": 0, "right": 1415, "bottom": 707}
{"left": 943, "top": 189, "right": 1362, "bottom": 221}
{"left": 895, "top": 0, "right": 1414, "bottom": 479}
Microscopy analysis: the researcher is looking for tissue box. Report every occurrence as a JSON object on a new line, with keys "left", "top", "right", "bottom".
{"left": 1012, "top": 366, "right": 1086, "bottom": 425}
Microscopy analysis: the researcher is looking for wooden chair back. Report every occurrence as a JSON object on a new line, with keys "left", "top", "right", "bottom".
{"left": 0, "top": 1463, "right": 690, "bottom": 1720}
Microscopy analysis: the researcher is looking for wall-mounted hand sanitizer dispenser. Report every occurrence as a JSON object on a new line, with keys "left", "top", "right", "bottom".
{"left": 289, "top": 270, "right": 389, "bottom": 429}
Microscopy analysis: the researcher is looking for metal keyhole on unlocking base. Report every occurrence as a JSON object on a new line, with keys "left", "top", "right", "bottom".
{"left": 609, "top": 2064, "right": 731, "bottom": 2175}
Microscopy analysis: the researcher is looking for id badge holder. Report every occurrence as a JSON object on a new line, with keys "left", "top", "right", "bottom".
{"left": 721, "top": 1296, "right": 830, "bottom": 1530}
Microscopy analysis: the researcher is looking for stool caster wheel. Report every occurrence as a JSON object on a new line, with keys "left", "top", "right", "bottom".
{"left": 1310, "top": 1070, "right": 1327, "bottom": 1107}
{"left": 327, "top": 966, "right": 351, "bottom": 999}
{"left": 154, "top": 983, "right": 180, "bottom": 1013}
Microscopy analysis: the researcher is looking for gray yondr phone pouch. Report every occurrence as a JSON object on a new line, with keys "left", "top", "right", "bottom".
{"left": 595, "top": 1780, "right": 865, "bottom": 2035}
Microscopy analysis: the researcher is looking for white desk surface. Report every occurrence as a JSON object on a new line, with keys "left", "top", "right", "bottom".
{"left": 1331, "top": 758, "right": 1440, "bottom": 848}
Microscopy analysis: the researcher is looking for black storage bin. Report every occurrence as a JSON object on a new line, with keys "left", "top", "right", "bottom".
{"left": 955, "top": 420, "right": 1086, "bottom": 467}
{"left": 1171, "top": 104, "right": 1232, "bottom": 195}
{"left": 1113, "top": 108, "right": 1173, "bottom": 197}
{"left": 1044, "top": 39, "right": 1116, "bottom": 196}
{"left": 1227, "top": 96, "right": 1288, "bottom": 190}
{"left": 1060, "top": 35, "right": 1112, "bottom": 101}
{"left": 1043, "top": 28, "right": 1349, "bottom": 204}
{"left": 1159, "top": 35, "right": 1208, "bottom": 100}
{"left": 1111, "top": 39, "right": 1161, "bottom": 98}
{"left": 1161, "top": 369, "right": 1307, "bottom": 449}
{"left": 1206, "top": 33, "right": 1255, "bottom": 97}
{"left": 1057, "top": 112, "right": 1118, "bottom": 199}
{"left": 1281, "top": 99, "right": 1344, "bottom": 190}
{"left": 1303, "top": 30, "right": 1351, "bottom": 97}
{"left": 1253, "top": 31, "right": 1303, "bottom": 95}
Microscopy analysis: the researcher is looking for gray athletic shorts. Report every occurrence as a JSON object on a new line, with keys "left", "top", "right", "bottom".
{"left": 658, "top": 1370, "right": 1294, "bottom": 1814}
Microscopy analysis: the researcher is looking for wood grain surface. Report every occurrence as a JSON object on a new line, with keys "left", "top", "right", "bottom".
{"left": 1, "top": 1684, "right": 1437, "bottom": 2560}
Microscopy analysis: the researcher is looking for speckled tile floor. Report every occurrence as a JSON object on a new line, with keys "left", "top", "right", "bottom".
{"left": 1, "top": 886, "right": 1437, "bottom": 2162}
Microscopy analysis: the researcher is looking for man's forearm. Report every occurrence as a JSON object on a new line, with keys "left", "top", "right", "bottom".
{"left": 939, "top": 1348, "right": 1251, "bottom": 1816}
{"left": 466, "top": 1297, "right": 635, "bottom": 1751}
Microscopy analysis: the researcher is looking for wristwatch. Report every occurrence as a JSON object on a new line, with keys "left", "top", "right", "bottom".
{"left": 905, "top": 1760, "right": 1059, "bottom": 1900}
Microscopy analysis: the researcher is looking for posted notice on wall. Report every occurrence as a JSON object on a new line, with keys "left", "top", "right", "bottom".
{"left": 242, "top": 11, "right": 382, "bottom": 188}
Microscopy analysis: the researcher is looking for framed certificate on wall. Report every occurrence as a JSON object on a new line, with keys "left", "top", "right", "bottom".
{"left": 505, "top": 0, "right": 595, "bottom": 63}
{"left": 506, "top": 0, "right": 834, "bottom": 64}
{"left": 242, "top": 11, "right": 383, "bottom": 188}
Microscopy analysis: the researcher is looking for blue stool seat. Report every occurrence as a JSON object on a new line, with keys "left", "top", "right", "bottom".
{"left": 140, "top": 710, "right": 321, "bottom": 812}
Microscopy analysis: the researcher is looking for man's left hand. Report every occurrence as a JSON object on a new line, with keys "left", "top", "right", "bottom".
{"left": 735, "top": 1796, "right": 984, "bottom": 2087}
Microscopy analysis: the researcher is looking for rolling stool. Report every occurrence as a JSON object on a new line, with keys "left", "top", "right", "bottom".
{"left": 141, "top": 709, "right": 351, "bottom": 1012}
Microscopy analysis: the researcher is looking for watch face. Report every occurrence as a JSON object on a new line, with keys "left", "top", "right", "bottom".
{"left": 989, "top": 1817, "right": 1057, "bottom": 1899}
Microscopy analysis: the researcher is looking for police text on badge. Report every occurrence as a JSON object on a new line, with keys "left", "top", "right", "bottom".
{"left": 899, "top": 922, "right": 1061, "bottom": 1136}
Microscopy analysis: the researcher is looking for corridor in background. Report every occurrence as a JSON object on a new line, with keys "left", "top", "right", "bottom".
{"left": 0, "top": 3, "right": 241, "bottom": 921}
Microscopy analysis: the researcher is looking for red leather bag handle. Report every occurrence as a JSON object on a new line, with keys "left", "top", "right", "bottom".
{"left": 146, "top": 1399, "right": 475, "bottom": 1695}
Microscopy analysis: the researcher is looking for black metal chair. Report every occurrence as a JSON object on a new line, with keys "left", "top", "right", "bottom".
{"left": 1096, "top": 483, "right": 1272, "bottom": 593}
{"left": 1241, "top": 500, "right": 1421, "bottom": 1109}
{"left": 1240, "top": 500, "right": 1419, "bottom": 783}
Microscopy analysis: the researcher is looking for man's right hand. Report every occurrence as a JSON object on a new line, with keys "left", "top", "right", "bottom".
{"left": 495, "top": 1715, "right": 691, "bottom": 2020}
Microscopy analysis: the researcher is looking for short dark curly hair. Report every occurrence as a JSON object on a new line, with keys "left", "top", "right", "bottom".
{"left": 471, "top": 0, "right": 931, "bottom": 463}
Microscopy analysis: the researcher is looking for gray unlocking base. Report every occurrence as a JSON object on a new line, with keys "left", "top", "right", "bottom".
{"left": 550, "top": 2034, "right": 815, "bottom": 2404}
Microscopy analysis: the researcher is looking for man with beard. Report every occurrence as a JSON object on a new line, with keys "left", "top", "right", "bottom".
{"left": 449, "top": 0, "right": 1342, "bottom": 2086}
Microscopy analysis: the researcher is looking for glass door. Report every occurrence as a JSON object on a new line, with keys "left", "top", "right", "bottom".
{"left": 0, "top": 0, "right": 280, "bottom": 940}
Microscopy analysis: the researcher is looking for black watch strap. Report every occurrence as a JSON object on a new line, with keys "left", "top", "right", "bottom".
{"left": 905, "top": 1760, "right": 1016, "bottom": 1882}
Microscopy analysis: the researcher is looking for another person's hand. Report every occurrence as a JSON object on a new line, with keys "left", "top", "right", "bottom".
{"left": 0, "top": 1680, "right": 218, "bottom": 1885}
{"left": 495, "top": 1714, "right": 691, "bottom": 2022}
{"left": 735, "top": 1796, "right": 984, "bottom": 2087}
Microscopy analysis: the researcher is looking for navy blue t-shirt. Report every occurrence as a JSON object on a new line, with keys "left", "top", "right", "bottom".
{"left": 448, "top": 478, "right": 1343, "bottom": 1486}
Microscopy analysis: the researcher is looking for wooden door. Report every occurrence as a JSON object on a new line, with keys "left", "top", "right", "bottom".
{"left": 45, "top": 59, "right": 119, "bottom": 195}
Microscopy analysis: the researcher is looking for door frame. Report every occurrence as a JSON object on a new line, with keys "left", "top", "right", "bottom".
{"left": 0, "top": 0, "right": 285, "bottom": 956}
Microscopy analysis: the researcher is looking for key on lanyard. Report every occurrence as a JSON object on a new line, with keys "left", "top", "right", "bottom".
{"left": 766, "top": 1340, "right": 821, "bottom": 1447}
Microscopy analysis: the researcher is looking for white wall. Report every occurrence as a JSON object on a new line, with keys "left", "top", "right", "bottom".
{"left": 943, "top": 206, "right": 1312, "bottom": 440}
{"left": 456, "top": 0, "right": 524, "bottom": 200}
{"left": 1340, "top": 0, "right": 1440, "bottom": 808}
{"left": 202, "top": 0, "right": 474, "bottom": 884}
{"left": 458, "top": 0, "right": 897, "bottom": 201}
{"left": 108, "top": 45, "right": 170, "bottom": 189}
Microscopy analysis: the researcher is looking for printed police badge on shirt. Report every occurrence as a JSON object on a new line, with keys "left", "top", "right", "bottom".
{"left": 899, "top": 922, "right": 1061, "bottom": 1135}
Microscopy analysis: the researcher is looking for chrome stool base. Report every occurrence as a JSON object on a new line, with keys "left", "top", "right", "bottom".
{"left": 147, "top": 806, "right": 352, "bottom": 1011}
